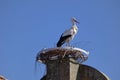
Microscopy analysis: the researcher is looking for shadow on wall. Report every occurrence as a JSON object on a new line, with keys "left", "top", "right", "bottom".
{"left": 40, "top": 64, "right": 110, "bottom": 80}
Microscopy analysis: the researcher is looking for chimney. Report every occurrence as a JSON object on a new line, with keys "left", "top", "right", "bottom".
{"left": 36, "top": 47, "right": 110, "bottom": 80}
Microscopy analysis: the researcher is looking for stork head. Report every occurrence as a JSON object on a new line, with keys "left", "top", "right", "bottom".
{"left": 71, "top": 17, "right": 79, "bottom": 24}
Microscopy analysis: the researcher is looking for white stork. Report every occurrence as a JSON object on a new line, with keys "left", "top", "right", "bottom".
{"left": 57, "top": 17, "right": 79, "bottom": 47}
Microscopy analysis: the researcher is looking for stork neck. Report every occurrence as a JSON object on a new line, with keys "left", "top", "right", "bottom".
{"left": 72, "top": 21, "right": 76, "bottom": 25}
{"left": 72, "top": 22, "right": 77, "bottom": 26}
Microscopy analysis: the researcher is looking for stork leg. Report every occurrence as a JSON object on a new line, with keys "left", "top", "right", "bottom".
{"left": 66, "top": 42, "right": 70, "bottom": 47}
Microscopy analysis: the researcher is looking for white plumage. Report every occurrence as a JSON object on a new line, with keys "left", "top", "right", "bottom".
{"left": 57, "top": 17, "right": 79, "bottom": 47}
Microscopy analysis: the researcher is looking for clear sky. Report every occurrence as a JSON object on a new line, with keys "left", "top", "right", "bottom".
{"left": 0, "top": 0, "right": 120, "bottom": 80}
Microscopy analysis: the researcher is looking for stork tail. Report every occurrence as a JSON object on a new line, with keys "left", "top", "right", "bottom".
{"left": 57, "top": 40, "right": 64, "bottom": 47}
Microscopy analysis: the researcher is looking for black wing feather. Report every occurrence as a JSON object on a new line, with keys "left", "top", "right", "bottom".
{"left": 57, "top": 34, "right": 72, "bottom": 47}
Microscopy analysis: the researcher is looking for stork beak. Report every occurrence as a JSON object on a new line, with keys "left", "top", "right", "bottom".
{"left": 74, "top": 20, "right": 80, "bottom": 24}
{"left": 72, "top": 17, "right": 80, "bottom": 24}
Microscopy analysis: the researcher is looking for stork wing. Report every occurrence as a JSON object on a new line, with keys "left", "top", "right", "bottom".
{"left": 57, "top": 28, "right": 74, "bottom": 47}
{"left": 57, "top": 34, "right": 72, "bottom": 47}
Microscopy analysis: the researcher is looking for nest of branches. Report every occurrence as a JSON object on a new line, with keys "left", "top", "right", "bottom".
{"left": 36, "top": 47, "right": 89, "bottom": 64}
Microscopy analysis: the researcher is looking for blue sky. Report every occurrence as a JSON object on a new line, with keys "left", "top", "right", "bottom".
{"left": 0, "top": 0, "right": 120, "bottom": 80}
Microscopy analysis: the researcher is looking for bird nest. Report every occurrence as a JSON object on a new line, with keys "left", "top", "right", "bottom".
{"left": 36, "top": 47, "right": 89, "bottom": 64}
